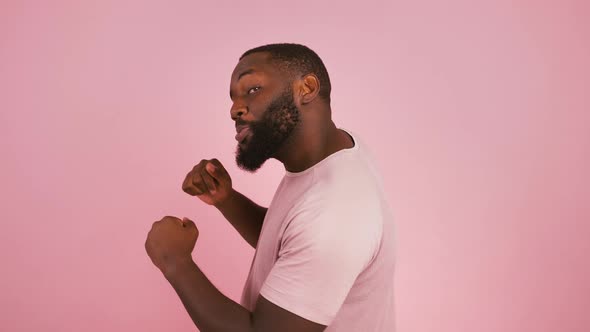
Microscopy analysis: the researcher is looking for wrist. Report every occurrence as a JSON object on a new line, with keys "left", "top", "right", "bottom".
{"left": 214, "top": 188, "right": 235, "bottom": 210}
{"left": 163, "top": 256, "right": 197, "bottom": 281}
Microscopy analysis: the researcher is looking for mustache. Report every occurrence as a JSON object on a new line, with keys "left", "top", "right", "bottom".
{"left": 235, "top": 119, "right": 250, "bottom": 127}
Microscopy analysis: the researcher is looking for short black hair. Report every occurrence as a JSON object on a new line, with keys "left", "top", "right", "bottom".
{"left": 240, "top": 43, "right": 332, "bottom": 102}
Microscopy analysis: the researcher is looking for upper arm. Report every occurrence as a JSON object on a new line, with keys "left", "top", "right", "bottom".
{"left": 251, "top": 295, "right": 327, "bottom": 332}
{"left": 248, "top": 200, "right": 378, "bottom": 331}
{"left": 249, "top": 210, "right": 375, "bottom": 330}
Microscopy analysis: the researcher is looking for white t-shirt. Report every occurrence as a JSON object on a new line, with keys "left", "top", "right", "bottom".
{"left": 240, "top": 128, "right": 396, "bottom": 331}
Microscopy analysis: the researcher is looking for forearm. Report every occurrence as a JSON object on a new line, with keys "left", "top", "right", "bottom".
{"left": 214, "top": 189, "right": 267, "bottom": 248}
{"left": 164, "top": 259, "right": 253, "bottom": 332}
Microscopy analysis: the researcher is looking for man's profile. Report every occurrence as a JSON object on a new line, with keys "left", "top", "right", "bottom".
{"left": 145, "top": 43, "right": 396, "bottom": 332}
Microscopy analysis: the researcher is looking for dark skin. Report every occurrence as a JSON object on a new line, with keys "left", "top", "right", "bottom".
{"left": 145, "top": 51, "right": 354, "bottom": 331}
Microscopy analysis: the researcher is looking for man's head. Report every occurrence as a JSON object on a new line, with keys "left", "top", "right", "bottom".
{"left": 239, "top": 43, "right": 332, "bottom": 102}
{"left": 229, "top": 43, "right": 331, "bottom": 172}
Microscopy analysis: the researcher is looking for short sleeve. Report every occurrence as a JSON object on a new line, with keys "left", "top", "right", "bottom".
{"left": 258, "top": 206, "right": 377, "bottom": 325}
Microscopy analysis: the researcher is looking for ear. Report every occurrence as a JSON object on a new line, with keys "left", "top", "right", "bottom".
{"left": 297, "top": 74, "right": 321, "bottom": 105}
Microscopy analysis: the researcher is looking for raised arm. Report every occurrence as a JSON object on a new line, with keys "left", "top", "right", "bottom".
{"left": 182, "top": 158, "right": 266, "bottom": 248}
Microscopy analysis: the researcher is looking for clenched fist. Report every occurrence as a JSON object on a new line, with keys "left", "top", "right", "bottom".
{"left": 145, "top": 216, "right": 198, "bottom": 277}
{"left": 182, "top": 158, "right": 232, "bottom": 206}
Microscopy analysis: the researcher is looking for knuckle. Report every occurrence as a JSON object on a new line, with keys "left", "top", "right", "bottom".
{"left": 195, "top": 176, "right": 205, "bottom": 185}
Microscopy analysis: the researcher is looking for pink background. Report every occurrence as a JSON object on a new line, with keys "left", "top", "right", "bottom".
{"left": 1, "top": 0, "right": 589, "bottom": 331}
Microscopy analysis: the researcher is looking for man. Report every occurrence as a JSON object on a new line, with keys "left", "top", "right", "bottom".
{"left": 145, "top": 43, "right": 396, "bottom": 331}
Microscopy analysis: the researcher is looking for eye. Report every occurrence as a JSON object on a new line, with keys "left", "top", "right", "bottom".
{"left": 247, "top": 86, "right": 261, "bottom": 94}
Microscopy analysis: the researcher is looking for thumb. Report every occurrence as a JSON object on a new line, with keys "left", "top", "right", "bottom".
{"left": 181, "top": 217, "right": 196, "bottom": 228}
{"left": 206, "top": 162, "right": 217, "bottom": 176}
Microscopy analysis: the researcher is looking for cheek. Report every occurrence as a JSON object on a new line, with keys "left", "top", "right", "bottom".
{"left": 245, "top": 107, "right": 271, "bottom": 127}
{"left": 251, "top": 104, "right": 268, "bottom": 119}
{"left": 249, "top": 92, "right": 275, "bottom": 114}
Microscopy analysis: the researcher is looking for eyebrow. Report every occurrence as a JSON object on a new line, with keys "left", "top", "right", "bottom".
{"left": 230, "top": 68, "right": 256, "bottom": 100}
{"left": 238, "top": 68, "right": 255, "bottom": 80}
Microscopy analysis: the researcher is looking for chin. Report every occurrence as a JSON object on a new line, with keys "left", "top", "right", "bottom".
{"left": 235, "top": 146, "right": 268, "bottom": 173}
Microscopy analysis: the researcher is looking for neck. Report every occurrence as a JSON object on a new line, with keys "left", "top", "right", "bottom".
{"left": 273, "top": 109, "right": 353, "bottom": 173}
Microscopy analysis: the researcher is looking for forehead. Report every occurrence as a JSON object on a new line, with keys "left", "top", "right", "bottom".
{"left": 230, "top": 52, "right": 280, "bottom": 82}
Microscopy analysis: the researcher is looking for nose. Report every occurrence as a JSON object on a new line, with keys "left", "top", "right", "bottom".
{"left": 230, "top": 103, "right": 248, "bottom": 120}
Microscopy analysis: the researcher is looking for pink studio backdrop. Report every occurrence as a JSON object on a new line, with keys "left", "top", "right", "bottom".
{"left": 1, "top": 1, "right": 588, "bottom": 331}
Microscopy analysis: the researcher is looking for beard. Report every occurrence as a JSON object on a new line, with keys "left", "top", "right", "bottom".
{"left": 235, "top": 88, "right": 300, "bottom": 172}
